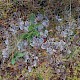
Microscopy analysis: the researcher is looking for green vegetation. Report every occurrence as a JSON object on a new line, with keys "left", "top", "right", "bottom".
{"left": 11, "top": 52, "right": 25, "bottom": 65}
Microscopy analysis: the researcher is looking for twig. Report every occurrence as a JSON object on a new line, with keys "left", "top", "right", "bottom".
{"left": 70, "top": 0, "right": 71, "bottom": 18}
{"left": 69, "top": 0, "right": 72, "bottom": 27}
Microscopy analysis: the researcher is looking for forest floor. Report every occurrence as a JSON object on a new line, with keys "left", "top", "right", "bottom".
{"left": 0, "top": 0, "right": 80, "bottom": 80}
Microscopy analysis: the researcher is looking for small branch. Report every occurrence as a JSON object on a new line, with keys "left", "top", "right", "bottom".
{"left": 69, "top": 0, "right": 72, "bottom": 27}
{"left": 70, "top": 0, "right": 72, "bottom": 18}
